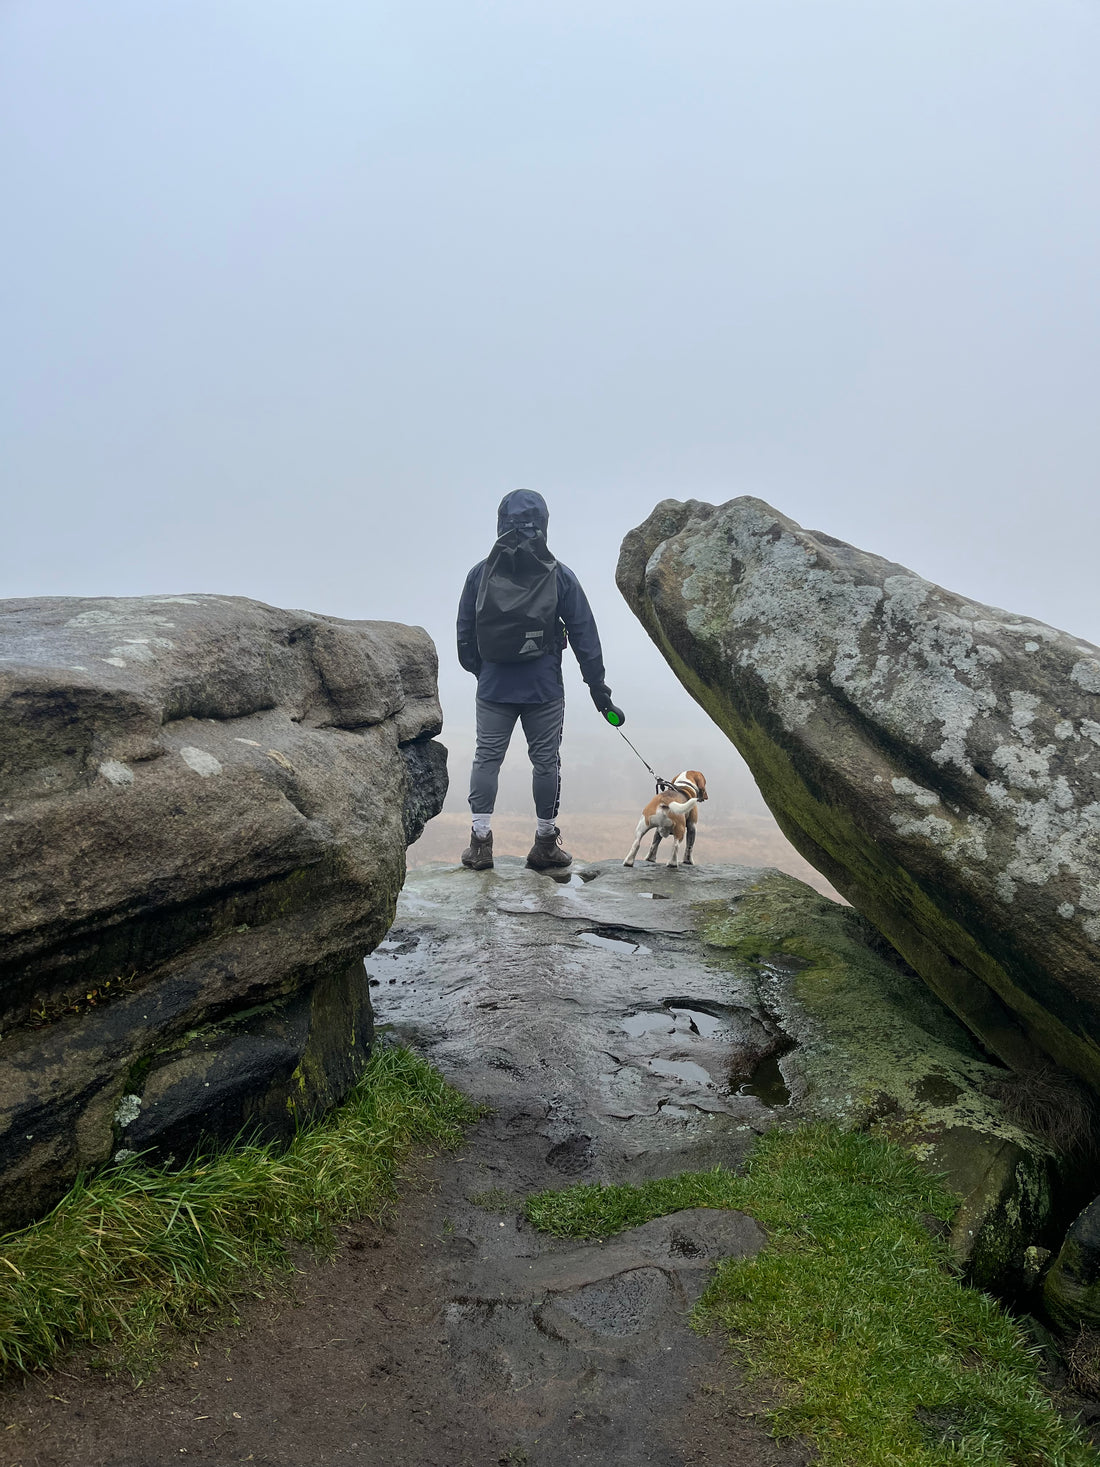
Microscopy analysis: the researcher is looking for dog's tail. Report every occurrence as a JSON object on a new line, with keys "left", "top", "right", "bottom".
{"left": 668, "top": 797, "right": 698, "bottom": 816}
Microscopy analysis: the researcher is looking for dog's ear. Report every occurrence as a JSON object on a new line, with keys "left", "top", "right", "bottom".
{"left": 690, "top": 771, "right": 708, "bottom": 800}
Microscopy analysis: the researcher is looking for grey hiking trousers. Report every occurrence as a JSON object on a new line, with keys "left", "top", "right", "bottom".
{"left": 468, "top": 696, "right": 565, "bottom": 822}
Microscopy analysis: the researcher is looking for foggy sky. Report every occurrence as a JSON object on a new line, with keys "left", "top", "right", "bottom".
{"left": 3, "top": 1, "right": 1098, "bottom": 818}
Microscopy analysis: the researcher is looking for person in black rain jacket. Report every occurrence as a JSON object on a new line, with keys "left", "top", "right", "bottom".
{"left": 456, "top": 489, "right": 617, "bottom": 870}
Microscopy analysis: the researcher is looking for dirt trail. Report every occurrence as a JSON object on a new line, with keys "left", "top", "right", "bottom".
{"left": 3, "top": 861, "right": 812, "bottom": 1467}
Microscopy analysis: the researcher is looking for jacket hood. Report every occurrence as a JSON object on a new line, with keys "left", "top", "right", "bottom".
{"left": 496, "top": 489, "right": 549, "bottom": 540}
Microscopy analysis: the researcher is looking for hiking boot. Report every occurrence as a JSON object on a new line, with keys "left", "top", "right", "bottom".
{"left": 461, "top": 829, "right": 494, "bottom": 870}
{"left": 525, "top": 827, "right": 572, "bottom": 870}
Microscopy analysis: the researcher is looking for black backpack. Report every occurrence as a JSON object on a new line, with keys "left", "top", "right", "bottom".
{"left": 475, "top": 529, "right": 561, "bottom": 663}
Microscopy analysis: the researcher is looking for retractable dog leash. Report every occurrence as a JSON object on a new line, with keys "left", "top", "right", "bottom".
{"left": 601, "top": 709, "right": 676, "bottom": 795}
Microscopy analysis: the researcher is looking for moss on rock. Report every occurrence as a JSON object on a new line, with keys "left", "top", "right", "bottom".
{"left": 1044, "top": 1197, "right": 1100, "bottom": 1332}
{"left": 697, "top": 871, "right": 1056, "bottom": 1285}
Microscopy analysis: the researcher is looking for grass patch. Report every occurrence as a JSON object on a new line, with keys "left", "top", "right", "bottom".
{"left": 526, "top": 1124, "right": 1098, "bottom": 1466}
{"left": 0, "top": 1046, "right": 477, "bottom": 1377}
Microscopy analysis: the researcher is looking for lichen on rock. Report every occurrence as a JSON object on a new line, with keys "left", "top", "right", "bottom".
{"left": 617, "top": 497, "right": 1100, "bottom": 1095}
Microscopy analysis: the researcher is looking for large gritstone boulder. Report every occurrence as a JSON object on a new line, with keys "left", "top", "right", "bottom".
{"left": 0, "top": 595, "right": 447, "bottom": 1229}
{"left": 617, "top": 498, "right": 1100, "bottom": 1094}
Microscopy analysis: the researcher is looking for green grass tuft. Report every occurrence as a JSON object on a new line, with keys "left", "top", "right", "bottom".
{"left": 0, "top": 1046, "right": 477, "bottom": 1377}
{"left": 525, "top": 1124, "right": 1098, "bottom": 1466}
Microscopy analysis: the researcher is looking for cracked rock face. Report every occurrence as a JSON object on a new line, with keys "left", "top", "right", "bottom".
{"left": 617, "top": 497, "right": 1100, "bottom": 1092}
{"left": 0, "top": 594, "right": 447, "bottom": 1228}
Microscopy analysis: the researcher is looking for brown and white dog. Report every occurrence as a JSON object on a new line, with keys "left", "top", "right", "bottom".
{"left": 623, "top": 770, "right": 708, "bottom": 870}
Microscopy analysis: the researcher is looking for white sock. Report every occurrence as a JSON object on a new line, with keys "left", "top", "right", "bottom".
{"left": 471, "top": 815, "right": 492, "bottom": 838}
{"left": 536, "top": 818, "right": 557, "bottom": 838}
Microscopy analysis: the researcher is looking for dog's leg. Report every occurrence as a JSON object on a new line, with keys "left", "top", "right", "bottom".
{"left": 683, "top": 821, "right": 697, "bottom": 867}
{"left": 623, "top": 818, "right": 649, "bottom": 868}
{"left": 666, "top": 817, "right": 686, "bottom": 869}
{"left": 644, "top": 829, "right": 663, "bottom": 863}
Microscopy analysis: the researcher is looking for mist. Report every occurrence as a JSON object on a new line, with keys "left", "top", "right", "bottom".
{"left": 3, "top": 0, "right": 1097, "bottom": 842}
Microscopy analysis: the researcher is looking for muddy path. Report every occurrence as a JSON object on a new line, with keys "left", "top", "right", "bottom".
{"left": 3, "top": 860, "right": 811, "bottom": 1467}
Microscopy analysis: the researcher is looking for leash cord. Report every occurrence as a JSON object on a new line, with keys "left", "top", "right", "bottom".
{"left": 613, "top": 727, "right": 674, "bottom": 793}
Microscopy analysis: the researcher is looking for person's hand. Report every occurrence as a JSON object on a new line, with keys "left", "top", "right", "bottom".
{"left": 590, "top": 684, "right": 625, "bottom": 724}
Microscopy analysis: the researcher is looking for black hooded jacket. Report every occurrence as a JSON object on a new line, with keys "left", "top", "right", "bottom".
{"left": 456, "top": 489, "right": 607, "bottom": 704}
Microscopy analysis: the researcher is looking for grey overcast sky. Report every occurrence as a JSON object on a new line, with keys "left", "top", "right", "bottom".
{"left": 3, "top": 1, "right": 1098, "bottom": 813}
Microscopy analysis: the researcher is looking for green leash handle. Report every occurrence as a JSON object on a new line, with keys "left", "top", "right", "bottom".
{"left": 602, "top": 704, "right": 626, "bottom": 727}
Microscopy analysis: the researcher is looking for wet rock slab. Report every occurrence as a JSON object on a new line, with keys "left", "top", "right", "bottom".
{"left": 442, "top": 1214, "right": 769, "bottom": 1465}
{"left": 373, "top": 857, "right": 794, "bottom": 1182}
{"left": 468, "top": 1207, "right": 766, "bottom": 1301}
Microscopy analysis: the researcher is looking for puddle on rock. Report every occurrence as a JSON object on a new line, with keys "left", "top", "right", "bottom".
{"left": 660, "top": 998, "right": 750, "bottom": 1040}
{"left": 546, "top": 868, "right": 601, "bottom": 886}
{"left": 376, "top": 934, "right": 420, "bottom": 956}
{"left": 735, "top": 1052, "right": 791, "bottom": 1107}
{"left": 637, "top": 892, "right": 670, "bottom": 900}
{"left": 648, "top": 1057, "right": 714, "bottom": 1087}
{"left": 578, "top": 930, "right": 652, "bottom": 956}
{"left": 620, "top": 1011, "right": 676, "bottom": 1037}
{"left": 666, "top": 1006, "right": 731, "bottom": 1039}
